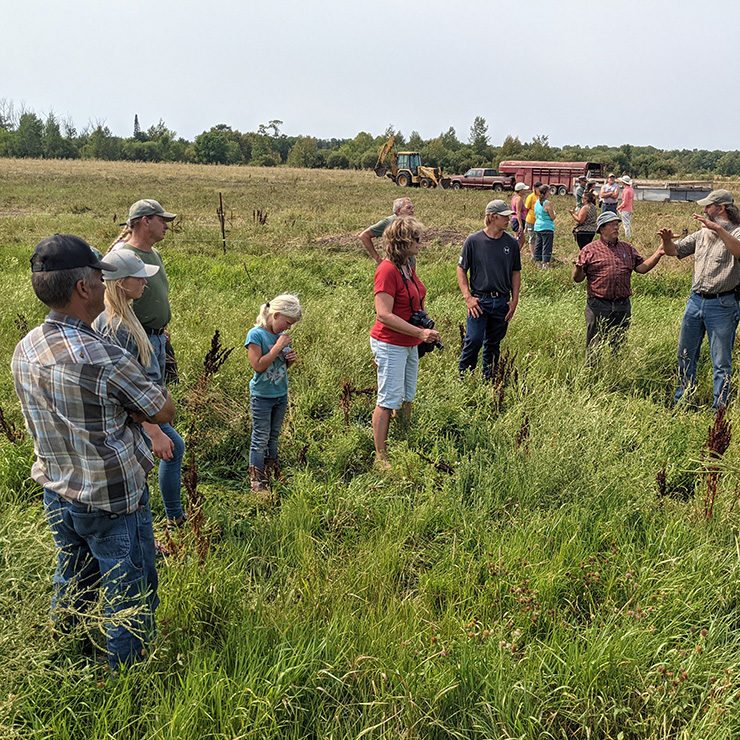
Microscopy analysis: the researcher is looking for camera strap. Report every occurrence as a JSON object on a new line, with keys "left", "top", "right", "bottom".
{"left": 398, "top": 267, "right": 424, "bottom": 311}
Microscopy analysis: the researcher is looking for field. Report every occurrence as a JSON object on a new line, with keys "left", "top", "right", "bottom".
{"left": 2, "top": 159, "right": 740, "bottom": 739}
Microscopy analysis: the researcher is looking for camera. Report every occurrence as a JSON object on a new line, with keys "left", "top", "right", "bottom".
{"left": 409, "top": 310, "right": 443, "bottom": 353}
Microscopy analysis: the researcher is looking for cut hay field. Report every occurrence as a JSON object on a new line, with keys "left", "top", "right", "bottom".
{"left": 2, "top": 158, "right": 740, "bottom": 739}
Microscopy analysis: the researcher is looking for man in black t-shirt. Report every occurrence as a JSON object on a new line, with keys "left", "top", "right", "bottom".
{"left": 457, "top": 200, "right": 522, "bottom": 378}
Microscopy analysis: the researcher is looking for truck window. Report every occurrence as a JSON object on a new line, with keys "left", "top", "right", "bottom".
{"left": 464, "top": 169, "right": 475, "bottom": 178}
{"left": 484, "top": 169, "right": 497, "bottom": 177}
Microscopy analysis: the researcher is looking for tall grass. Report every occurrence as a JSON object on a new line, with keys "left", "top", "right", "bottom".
{"left": 1, "top": 159, "right": 740, "bottom": 738}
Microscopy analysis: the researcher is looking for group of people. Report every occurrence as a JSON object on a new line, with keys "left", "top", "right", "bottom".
{"left": 9, "top": 183, "right": 740, "bottom": 671}
{"left": 361, "top": 188, "right": 740, "bottom": 464}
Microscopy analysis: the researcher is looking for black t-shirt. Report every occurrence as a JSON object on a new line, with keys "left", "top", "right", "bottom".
{"left": 458, "top": 230, "right": 521, "bottom": 295}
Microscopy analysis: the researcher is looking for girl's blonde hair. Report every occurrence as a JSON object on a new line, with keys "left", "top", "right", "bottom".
{"left": 107, "top": 226, "right": 132, "bottom": 254}
{"left": 383, "top": 216, "right": 424, "bottom": 268}
{"left": 102, "top": 279, "right": 153, "bottom": 366}
{"left": 255, "top": 293, "right": 303, "bottom": 329}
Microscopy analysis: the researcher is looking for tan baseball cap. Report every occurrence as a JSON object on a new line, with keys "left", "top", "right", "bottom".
{"left": 696, "top": 189, "right": 734, "bottom": 207}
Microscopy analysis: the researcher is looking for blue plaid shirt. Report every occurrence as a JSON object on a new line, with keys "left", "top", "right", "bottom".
{"left": 11, "top": 311, "right": 168, "bottom": 514}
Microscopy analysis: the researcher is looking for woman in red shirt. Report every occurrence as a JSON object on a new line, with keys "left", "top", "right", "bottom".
{"left": 370, "top": 217, "right": 441, "bottom": 467}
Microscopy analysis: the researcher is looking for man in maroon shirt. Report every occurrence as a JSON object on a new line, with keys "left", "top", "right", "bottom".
{"left": 573, "top": 211, "right": 664, "bottom": 353}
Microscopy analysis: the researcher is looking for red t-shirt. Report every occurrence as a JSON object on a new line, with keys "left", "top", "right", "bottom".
{"left": 370, "top": 260, "right": 426, "bottom": 347}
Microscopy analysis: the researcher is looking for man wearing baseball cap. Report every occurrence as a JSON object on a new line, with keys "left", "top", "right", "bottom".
{"left": 574, "top": 211, "right": 664, "bottom": 354}
{"left": 115, "top": 198, "right": 177, "bottom": 384}
{"left": 457, "top": 200, "right": 521, "bottom": 379}
{"left": 574, "top": 176, "right": 588, "bottom": 210}
{"left": 11, "top": 235, "right": 174, "bottom": 670}
{"left": 659, "top": 190, "right": 740, "bottom": 407}
{"left": 599, "top": 174, "right": 620, "bottom": 214}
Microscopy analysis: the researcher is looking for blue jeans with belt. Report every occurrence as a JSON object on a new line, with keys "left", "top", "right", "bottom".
{"left": 43, "top": 487, "right": 158, "bottom": 671}
{"left": 675, "top": 291, "right": 740, "bottom": 407}
{"left": 459, "top": 295, "right": 510, "bottom": 379}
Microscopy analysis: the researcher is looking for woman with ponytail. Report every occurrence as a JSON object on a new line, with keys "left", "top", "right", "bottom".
{"left": 92, "top": 250, "right": 187, "bottom": 530}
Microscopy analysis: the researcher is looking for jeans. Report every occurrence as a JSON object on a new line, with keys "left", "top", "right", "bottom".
{"left": 534, "top": 231, "right": 554, "bottom": 262}
{"left": 370, "top": 337, "right": 419, "bottom": 409}
{"left": 158, "top": 423, "right": 185, "bottom": 521}
{"left": 601, "top": 203, "right": 618, "bottom": 214}
{"left": 459, "top": 295, "right": 510, "bottom": 379}
{"left": 149, "top": 332, "right": 167, "bottom": 384}
{"left": 675, "top": 292, "right": 740, "bottom": 407}
{"left": 250, "top": 394, "right": 288, "bottom": 469}
{"left": 620, "top": 211, "right": 632, "bottom": 237}
{"left": 585, "top": 297, "right": 631, "bottom": 354}
{"left": 43, "top": 487, "right": 158, "bottom": 672}
{"left": 574, "top": 231, "right": 596, "bottom": 250}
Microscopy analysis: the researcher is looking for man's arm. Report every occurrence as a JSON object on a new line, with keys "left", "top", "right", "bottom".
{"left": 506, "top": 271, "right": 520, "bottom": 321}
{"left": 693, "top": 215, "right": 740, "bottom": 258}
{"left": 573, "top": 263, "right": 586, "bottom": 282}
{"left": 359, "top": 228, "right": 382, "bottom": 264}
{"left": 657, "top": 228, "right": 680, "bottom": 257}
{"left": 634, "top": 245, "right": 665, "bottom": 274}
{"left": 456, "top": 265, "right": 482, "bottom": 317}
{"left": 131, "top": 388, "right": 174, "bottom": 425}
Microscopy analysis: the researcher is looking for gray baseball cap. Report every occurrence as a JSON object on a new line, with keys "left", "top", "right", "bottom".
{"left": 596, "top": 211, "right": 621, "bottom": 231}
{"left": 696, "top": 189, "right": 734, "bottom": 207}
{"left": 102, "top": 250, "right": 160, "bottom": 281}
{"left": 126, "top": 199, "right": 177, "bottom": 226}
{"left": 486, "top": 199, "right": 514, "bottom": 216}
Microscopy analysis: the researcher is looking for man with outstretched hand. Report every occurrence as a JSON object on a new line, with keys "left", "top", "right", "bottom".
{"left": 659, "top": 189, "right": 740, "bottom": 407}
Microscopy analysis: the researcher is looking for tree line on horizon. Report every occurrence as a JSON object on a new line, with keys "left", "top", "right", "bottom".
{"left": 2, "top": 102, "right": 740, "bottom": 179}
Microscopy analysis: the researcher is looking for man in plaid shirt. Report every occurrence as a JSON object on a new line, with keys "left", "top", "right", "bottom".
{"left": 11, "top": 234, "right": 174, "bottom": 671}
{"left": 573, "top": 211, "right": 664, "bottom": 354}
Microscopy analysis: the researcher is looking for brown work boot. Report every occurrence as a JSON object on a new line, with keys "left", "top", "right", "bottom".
{"left": 249, "top": 465, "right": 276, "bottom": 506}
{"left": 264, "top": 457, "right": 282, "bottom": 482}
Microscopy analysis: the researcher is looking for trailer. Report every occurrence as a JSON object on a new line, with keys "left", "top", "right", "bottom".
{"left": 497, "top": 160, "right": 604, "bottom": 195}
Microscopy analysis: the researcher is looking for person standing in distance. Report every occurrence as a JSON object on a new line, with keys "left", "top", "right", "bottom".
{"left": 359, "top": 197, "right": 415, "bottom": 265}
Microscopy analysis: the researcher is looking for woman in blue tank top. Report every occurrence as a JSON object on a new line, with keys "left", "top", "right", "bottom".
{"left": 534, "top": 184, "right": 556, "bottom": 268}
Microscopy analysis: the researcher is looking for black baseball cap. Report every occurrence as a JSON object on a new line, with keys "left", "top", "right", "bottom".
{"left": 30, "top": 234, "right": 115, "bottom": 273}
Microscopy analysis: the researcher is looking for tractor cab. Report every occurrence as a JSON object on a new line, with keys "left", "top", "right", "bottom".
{"left": 397, "top": 152, "right": 421, "bottom": 176}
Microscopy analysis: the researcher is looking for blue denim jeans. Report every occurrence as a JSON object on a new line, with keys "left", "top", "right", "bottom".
{"left": 250, "top": 394, "right": 288, "bottom": 469}
{"left": 458, "top": 295, "right": 510, "bottom": 379}
{"left": 675, "top": 292, "right": 740, "bottom": 407}
{"left": 149, "top": 332, "right": 167, "bottom": 384}
{"left": 43, "top": 487, "right": 158, "bottom": 672}
{"left": 158, "top": 423, "right": 185, "bottom": 521}
{"left": 534, "top": 231, "right": 553, "bottom": 262}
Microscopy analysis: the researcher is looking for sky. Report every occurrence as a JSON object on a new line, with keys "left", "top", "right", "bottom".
{"left": 2, "top": 0, "right": 737, "bottom": 151}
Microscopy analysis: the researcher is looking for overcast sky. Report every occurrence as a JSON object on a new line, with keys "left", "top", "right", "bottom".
{"left": 2, "top": 0, "right": 736, "bottom": 151}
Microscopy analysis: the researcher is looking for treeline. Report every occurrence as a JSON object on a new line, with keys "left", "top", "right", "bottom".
{"left": 2, "top": 103, "right": 740, "bottom": 178}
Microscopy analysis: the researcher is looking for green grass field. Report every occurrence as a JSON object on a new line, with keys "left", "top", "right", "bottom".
{"left": 2, "top": 159, "right": 740, "bottom": 739}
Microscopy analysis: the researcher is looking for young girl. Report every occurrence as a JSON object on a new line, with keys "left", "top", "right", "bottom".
{"left": 92, "top": 250, "right": 187, "bottom": 529}
{"left": 245, "top": 294, "right": 302, "bottom": 498}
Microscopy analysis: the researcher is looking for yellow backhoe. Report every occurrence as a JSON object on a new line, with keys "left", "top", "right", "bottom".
{"left": 373, "top": 135, "right": 450, "bottom": 189}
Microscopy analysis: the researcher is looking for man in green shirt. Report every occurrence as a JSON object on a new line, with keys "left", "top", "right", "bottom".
{"left": 118, "top": 199, "right": 177, "bottom": 381}
{"left": 359, "top": 197, "right": 415, "bottom": 264}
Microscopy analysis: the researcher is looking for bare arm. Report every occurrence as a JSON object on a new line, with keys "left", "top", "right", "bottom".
{"left": 634, "top": 245, "right": 665, "bottom": 274}
{"left": 570, "top": 205, "right": 588, "bottom": 224}
{"left": 456, "top": 265, "right": 482, "bottom": 318}
{"left": 142, "top": 390, "right": 175, "bottom": 425}
{"left": 359, "top": 228, "right": 382, "bottom": 264}
{"left": 657, "top": 228, "right": 679, "bottom": 257}
{"left": 142, "top": 420, "right": 174, "bottom": 460}
{"left": 248, "top": 334, "right": 292, "bottom": 374}
{"left": 375, "top": 292, "right": 440, "bottom": 343}
{"left": 506, "top": 271, "right": 520, "bottom": 321}
{"left": 545, "top": 201, "right": 555, "bottom": 221}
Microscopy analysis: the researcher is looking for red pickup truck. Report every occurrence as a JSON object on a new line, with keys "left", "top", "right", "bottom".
{"left": 449, "top": 168, "right": 515, "bottom": 191}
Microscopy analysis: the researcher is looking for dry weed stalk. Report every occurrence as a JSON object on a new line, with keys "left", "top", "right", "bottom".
{"left": 339, "top": 379, "right": 375, "bottom": 425}
{"left": 0, "top": 405, "right": 23, "bottom": 444}
{"left": 252, "top": 209, "right": 268, "bottom": 225}
{"left": 179, "top": 331, "right": 234, "bottom": 560}
{"left": 491, "top": 350, "right": 518, "bottom": 410}
{"left": 702, "top": 406, "right": 732, "bottom": 520}
{"left": 14, "top": 313, "right": 29, "bottom": 338}
{"left": 515, "top": 415, "right": 530, "bottom": 455}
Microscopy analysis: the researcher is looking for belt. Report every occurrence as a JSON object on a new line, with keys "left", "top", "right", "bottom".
{"left": 693, "top": 290, "right": 735, "bottom": 300}
{"left": 472, "top": 290, "right": 508, "bottom": 299}
{"left": 145, "top": 327, "right": 166, "bottom": 336}
{"left": 588, "top": 296, "right": 630, "bottom": 304}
